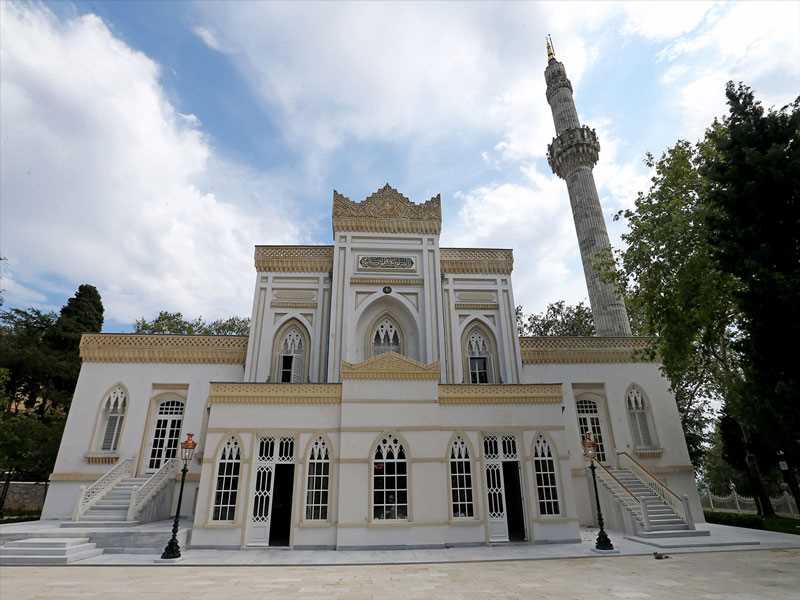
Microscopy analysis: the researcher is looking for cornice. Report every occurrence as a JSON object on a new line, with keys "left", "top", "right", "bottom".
{"left": 208, "top": 383, "right": 342, "bottom": 405}
{"left": 440, "top": 248, "right": 514, "bottom": 275}
{"left": 520, "top": 336, "right": 656, "bottom": 364}
{"left": 454, "top": 303, "right": 499, "bottom": 311}
{"left": 332, "top": 184, "right": 441, "bottom": 235}
{"left": 341, "top": 352, "right": 440, "bottom": 381}
{"left": 80, "top": 334, "right": 248, "bottom": 364}
{"left": 350, "top": 277, "right": 424, "bottom": 287}
{"left": 254, "top": 245, "right": 333, "bottom": 273}
{"left": 438, "top": 384, "right": 562, "bottom": 405}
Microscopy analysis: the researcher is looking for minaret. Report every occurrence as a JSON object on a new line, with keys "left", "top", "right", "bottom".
{"left": 544, "top": 36, "right": 632, "bottom": 336}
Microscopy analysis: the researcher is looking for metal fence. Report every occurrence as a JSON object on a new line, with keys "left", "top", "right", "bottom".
{"left": 701, "top": 488, "right": 798, "bottom": 518}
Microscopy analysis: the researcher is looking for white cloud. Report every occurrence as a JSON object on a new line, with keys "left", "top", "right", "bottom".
{"left": 192, "top": 26, "right": 225, "bottom": 52}
{"left": 621, "top": 1, "right": 715, "bottom": 40}
{"left": 0, "top": 4, "right": 300, "bottom": 323}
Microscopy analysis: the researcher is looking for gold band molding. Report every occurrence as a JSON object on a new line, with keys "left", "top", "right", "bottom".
{"left": 80, "top": 334, "right": 248, "bottom": 364}
{"left": 520, "top": 336, "right": 656, "bottom": 364}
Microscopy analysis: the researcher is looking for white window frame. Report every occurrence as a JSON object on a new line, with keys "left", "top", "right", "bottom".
{"left": 304, "top": 436, "right": 331, "bottom": 521}
{"left": 371, "top": 434, "right": 408, "bottom": 521}
{"left": 212, "top": 437, "right": 242, "bottom": 522}
{"left": 96, "top": 385, "right": 127, "bottom": 453}
{"left": 448, "top": 435, "right": 475, "bottom": 519}
{"left": 626, "top": 385, "right": 658, "bottom": 449}
{"left": 532, "top": 433, "right": 561, "bottom": 517}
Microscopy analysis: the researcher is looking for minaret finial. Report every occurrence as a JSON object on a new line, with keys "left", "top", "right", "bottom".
{"left": 546, "top": 34, "right": 555, "bottom": 61}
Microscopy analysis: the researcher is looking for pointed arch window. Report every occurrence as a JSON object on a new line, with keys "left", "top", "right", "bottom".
{"left": 212, "top": 437, "right": 241, "bottom": 521}
{"left": 99, "top": 385, "right": 127, "bottom": 452}
{"left": 626, "top": 386, "right": 656, "bottom": 448}
{"left": 304, "top": 436, "right": 330, "bottom": 521}
{"left": 279, "top": 327, "right": 305, "bottom": 383}
{"left": 372, "top": 317, "right": 401, "bottom": 356}
{"left": 533, "top": 434, "right": 560, "bottom": 516}
{"left": 372, "top": 435, "right": 407, "bottom": 520}
{"left": 465, "top": 326, "right": 495, "bottom": 384}
{"left": 449, "top": 436, "right": 474, "bottom": 518}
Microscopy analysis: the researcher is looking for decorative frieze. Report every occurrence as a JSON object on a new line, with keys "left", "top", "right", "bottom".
{"left": 80, "top": 334, "right": 248, "bottom": 364}
{"left": 454, "top": 303, "right": 499, "bottom": 311}
{"left": 440, "top": 248, "right": 514, "bottom": 274}
{"left": 254, "top": 245, "right": 333, "bottom": 272}
{"left": 333, "top": 184, "right": 441, "bottom": 234}
{"left": 357, "top": 255, "right": 416, "bottom": 272}
{"left": 208, "top": 383, "right": 342, "bottom": 405}
{"left": 84, "top": 453, "right": 119, "bottom": 465}
{"left": 270, "top": 301, "right": 318, "bottom": 309}
{"left": 520, "top": 336, "right": 655, "bottom": 364}
{"left": 341, "top": 352, "right": 440, "bottom": 381}
{"left": 350, "top": 277, "right": 424, "bottom": 286}
{"left": 438, "top": 384, "right": 562, "bottom": 405}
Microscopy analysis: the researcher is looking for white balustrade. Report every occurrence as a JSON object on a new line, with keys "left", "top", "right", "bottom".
{"left": 72, "top": 457, "right": 135, "bottom": 521}
{"left": 594, "top": 460, "right": 649, "bottom": 531}
{"left": 126, "top": 458, "right": 180, "bottom": 522}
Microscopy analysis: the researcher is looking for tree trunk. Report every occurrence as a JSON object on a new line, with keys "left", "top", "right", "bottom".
{"left": 746, "top": 452, "right": 775, "bottom": 518}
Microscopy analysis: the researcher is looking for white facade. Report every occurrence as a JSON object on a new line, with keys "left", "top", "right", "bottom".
{"left": 43, "top": 185, "right": 700, "bottom": 549}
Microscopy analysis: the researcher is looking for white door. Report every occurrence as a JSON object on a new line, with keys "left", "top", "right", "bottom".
{"left": 483, "top": 433, "right": 520, "bottom": 543}
{"left": 246, "top": 436, "right": 294, "bottom": 546}
{"left": 576, "top": 398, "right": 610, "bottom": 463}
{"left": 146, "top": 399, "right": 184, "bottom": 472}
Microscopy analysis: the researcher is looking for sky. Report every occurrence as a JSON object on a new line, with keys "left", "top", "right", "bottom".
{"left": 1, "top": 1, "right": 798, "bottom": 332}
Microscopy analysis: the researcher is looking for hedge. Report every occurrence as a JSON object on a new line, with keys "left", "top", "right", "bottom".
{"left": 704, "top": 510, "right": 765, "bottom": 529}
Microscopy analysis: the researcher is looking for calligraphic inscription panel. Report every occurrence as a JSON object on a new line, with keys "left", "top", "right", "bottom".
{"left": 357, "top": 256, "right": 416, "bottom": 272}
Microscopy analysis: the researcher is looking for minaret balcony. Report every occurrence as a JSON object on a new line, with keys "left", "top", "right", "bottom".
{"left": 547, "top": 126, "right": 601, "bottom": 179}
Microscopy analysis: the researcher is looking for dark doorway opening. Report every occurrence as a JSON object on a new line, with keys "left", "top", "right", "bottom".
{"left": 502, "top": 461, "right": 526, "bottom": 541}
{"left": 268, "top": 464, "right": 294, "bottom": 547}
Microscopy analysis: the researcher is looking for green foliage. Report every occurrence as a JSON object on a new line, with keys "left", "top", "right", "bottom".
{"left": 702, "top": 84, "right": 800, "bottom": 476}
{"left": 134, "top": 311, "right": 250, "bottom": 336}
{"left": 516, "top": 300, "right": 595, "bottom": 337}
{"left": 704, "top": 510, "right": 764, "bottom": 530}
{"left": 0, "top": 413, "right": 65, "bottom": 479}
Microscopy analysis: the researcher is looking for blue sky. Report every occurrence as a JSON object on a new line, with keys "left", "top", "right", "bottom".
{"left": 2, "top": 1, "right": 798, "bottom": 332}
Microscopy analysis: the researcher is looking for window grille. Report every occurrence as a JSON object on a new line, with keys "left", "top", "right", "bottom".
{"left": 533, "top": 434, "right": 560, "bottom": 516}
{"left": 279, "top": 327, "right": 305, "bottom": 383}
{"left": 576, "top": 399, "right": 607, "bottom": 462}
{"left": 100, "top": 386, "right": 127, "bottom": 452}
{"left": 372, "top": 435, "right": 407, "bottom": 520}
{"left": 373, "top": 318, "right": 401, "bottom": 355}
{"left": 626, "top": 386, "right": 654, "bottom": 448}
{"left": 467, "top": 329, "right": 492, "bottom": 383}
{"left": 305, "top": 436, "right": 330, "bottom": 520}
{"left": 212, "top": 437, "right": 241, "bottom": 521}
{"left": 449, "top": 436, "right": 474, "bottom": 518}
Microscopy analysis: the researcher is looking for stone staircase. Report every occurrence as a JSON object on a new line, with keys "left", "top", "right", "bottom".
{"left": 0, "top": 538, "right": 103, "bottom": 565}
{"left": 601, "top": 467, "right": 708, "bottom": 538}
{"left": 62, "top": 477, "right": 149, "bottom": 528}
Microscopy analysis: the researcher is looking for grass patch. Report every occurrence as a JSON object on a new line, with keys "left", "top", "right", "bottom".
{"left": 704, "top": 510, "right": 800, "bottom": 535}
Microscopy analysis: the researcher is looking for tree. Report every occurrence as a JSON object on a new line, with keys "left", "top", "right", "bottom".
{"left": 0, "top": 413, "right": 65, "bottom": 481}
{"left": 134, "top": 311, "right": 250, "bottom": 336}
{"left": 702, "top": 84, "right": 800, "bottom": 509}
{"left": 516, "top": 300, "right": 595, "bottom": 337}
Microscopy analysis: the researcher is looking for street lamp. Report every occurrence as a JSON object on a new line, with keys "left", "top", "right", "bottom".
{"left": 582, "top": 432, "right": 614, "bottom": 551}
{"left": 161, "top": 433, "right": 197, "bottom": 560}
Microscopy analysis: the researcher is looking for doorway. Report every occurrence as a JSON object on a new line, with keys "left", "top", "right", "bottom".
{"left": 502, "top": 462, "right": 525, "bottom": 541}
{"left": 268, "top": 464, "right": 294, "bottom": 547}
{"left": 145, "top": 398, "right": 184, "bottom": 472}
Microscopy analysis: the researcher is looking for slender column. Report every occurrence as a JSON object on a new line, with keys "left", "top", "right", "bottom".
{"left": 544, "top": 45, "right": 631, "bottom": 336}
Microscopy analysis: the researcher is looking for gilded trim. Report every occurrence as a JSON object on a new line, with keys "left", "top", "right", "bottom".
{"left": 520, "top": 336, "right": 657, "bottom": 364}
{"left": 454, "top": 303, "right": 499, "bottom": 310}
{"left": 438, "top": 384, "right": 562, "bottom": 405}
{"left": 440, "top": 248, "right": 513, "bottom": 275}
{"left": 83, "top": 453, "right": 119, "bottom": 465}
{"left": 333, "top": 185, "right": 441, "bottom": 235}
{"left": 341, "top": 352, "right": 440, "bottom": 381}
{"left": 80, "top": 334, "right": 248, "bottom": 364}
{"left": 152, "top": 383, "right": 190, "bottom": 391}
{"left": 254, "top": 245, "right": 333, "bottom": 273}
{"left": 350, "top": 277, "right": 424, "bottom": 286}
{"left": 208, "top": 383, "right": 342, "bottom": 405}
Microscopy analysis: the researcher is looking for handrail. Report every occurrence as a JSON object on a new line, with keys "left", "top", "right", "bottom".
{"left": 72, "top": 457, "right": 135, "bottom": 521}
{"left": 592, "top": 460, "right": 649, "bottom": 530}
{"left": 617, "top": 451, "right": 694, "bottom": 529}
{"left": 126, "top": 458, "right": 180, "bottom": 522}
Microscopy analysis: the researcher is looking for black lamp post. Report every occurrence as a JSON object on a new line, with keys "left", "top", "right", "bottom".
{"left": 161, "top": 432, "right": 197, "bottom": 560}
{"left": 582, "top": 432, "right": 614, "bottom": 551}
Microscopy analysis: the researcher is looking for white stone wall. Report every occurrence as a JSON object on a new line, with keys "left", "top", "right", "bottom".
{"left": 41, "top": 361, "right": 243, "bottom": 519}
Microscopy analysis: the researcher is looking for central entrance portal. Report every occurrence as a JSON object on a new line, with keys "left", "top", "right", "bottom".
{"left": 484, "top": 433, "right": 526, "bottom": 543}
{"left": 247, "top": 436, "right": 295, "bottom": 547}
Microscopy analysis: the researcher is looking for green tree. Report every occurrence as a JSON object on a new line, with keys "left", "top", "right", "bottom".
{"left": 516, "top": 300, "right": 595, "bottom": 337}
{"left": 0, "top": 413, "right": 65, "bottom": 480}
{"left": 702, "top": 83, "right": 800, "bottom": 509}
{"left": 134, "top": 311, "right": 250, "bottom": 336}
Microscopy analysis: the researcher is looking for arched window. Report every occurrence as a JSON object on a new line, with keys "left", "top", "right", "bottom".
{"left": 372, "top": 317, "right": 401, "bottom": 355}
{"left": 99, "top": 385, "right": 127, "bottom": 452}
{"left": 278, "top": 326, "right": 305, "bottom": 383}
{"left": 532, "top": 434, "right": 560, "bottom": 516}
{"left": 212, "top": 437, "right": 241, "bottom": 521}
{"left": 576, "top": 398, "right": 607, "bottom": 462}
{"left": 626, "top": 386, "right": 656, "bottom": 448}
{"left": 304, "top": 436, "right": 330, "bottom": 521}
{"left": 372, "top": 435, "right": 407, "bottom": 520}
{"left": 462, "top": 323, "right": 497, "bottom": 384}
{"left": 449, "top": 436, "right": 474, "bottom": 518}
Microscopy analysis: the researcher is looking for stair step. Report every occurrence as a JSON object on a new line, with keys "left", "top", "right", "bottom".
{"left": 1, "top": 542, "right": 97, "bottom": 556}
{"left": 61, "top": 520, "right": 140, "bottom": 528}
{"left": 0, "top": 547, "right": 103, "bottom": 565}
{"left": 5, "top": 538, "right": 89, "bottom": 548}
